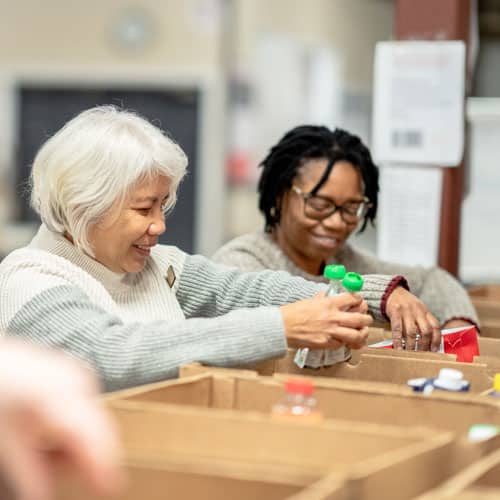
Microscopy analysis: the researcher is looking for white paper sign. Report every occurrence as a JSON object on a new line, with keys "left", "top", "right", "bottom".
{"left": 377, "top": 165, "right": 443, "bottom": 267}
{"left": 373, "top": 41, "right": 466, "bottom": 167}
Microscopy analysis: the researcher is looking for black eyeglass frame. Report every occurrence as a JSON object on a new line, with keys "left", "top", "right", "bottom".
{"left": 291, "top": 185, "right": 371, "bottom": 224}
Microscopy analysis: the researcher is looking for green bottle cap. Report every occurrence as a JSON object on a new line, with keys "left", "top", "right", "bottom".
{"left": 324, "top": 264, "right": 346, "bottom": 280}
{"left": 342, "top": 272, "right": 363, "bottom": 292}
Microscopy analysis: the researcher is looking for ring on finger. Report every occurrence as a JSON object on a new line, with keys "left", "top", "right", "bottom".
{"left": 414, "top": 333, "right": 421, "bottom": 351}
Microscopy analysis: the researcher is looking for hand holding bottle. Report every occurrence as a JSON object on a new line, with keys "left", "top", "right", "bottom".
{"left": 280, "top": 292, "right": 372, "bottom": 350}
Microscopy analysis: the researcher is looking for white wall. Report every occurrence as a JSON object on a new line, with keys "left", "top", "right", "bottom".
{"left": 0, "top": 0, "right": 227, "bottom": 255}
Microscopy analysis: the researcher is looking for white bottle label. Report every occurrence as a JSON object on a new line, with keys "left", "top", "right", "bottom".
{"left": 303, "top": 349, "right": 324, "bottom": 368}
{"left": 323, "top": 346, "right": 351, "bottom": 366}
{"left": 294, "top": 348, "right": 309, "bottom": 368}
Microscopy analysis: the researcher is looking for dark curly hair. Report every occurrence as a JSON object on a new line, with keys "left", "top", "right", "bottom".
{"left": 257, "top": 125, "right": 379, "bottom": 233}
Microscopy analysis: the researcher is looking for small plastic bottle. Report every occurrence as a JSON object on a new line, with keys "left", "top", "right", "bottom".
{"left": 407, "top": 368, "right": 470, "bottom": 394}
{"left": 468, "top": 424, "right": 500, "bottom": 442}
{"left": 295, "top": 265, "right": 346, "bottom": 369}
{"left": 325, "top": 264, "right": 346, "bottom": 297}
{"left": 323, "top": 272, "right": 364, "bottom": 366}
{"left": 488, "top": 373, "right": 500, "bottom": 397}
{"left": 341, "top": 272, "right": 364, "bottom": 297}
{"left": 271, "top": 379, "right": 323, "bottom": 422}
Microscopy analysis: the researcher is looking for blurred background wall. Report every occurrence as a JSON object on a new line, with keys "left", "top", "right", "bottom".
{"left": 0, "top": 0, "right": 497, "bottom": 282}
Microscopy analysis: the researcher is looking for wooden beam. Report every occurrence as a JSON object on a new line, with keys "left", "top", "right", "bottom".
{"left": 394, "top": 0, "right": 472, "bottom": 276}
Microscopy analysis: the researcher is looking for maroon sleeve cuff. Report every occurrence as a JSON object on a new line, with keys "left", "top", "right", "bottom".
{"left": 441, "top": 317, "right": 481, "bottom": 334}
{"left": 381, "top": 275, "right": 410, "bottom": 320}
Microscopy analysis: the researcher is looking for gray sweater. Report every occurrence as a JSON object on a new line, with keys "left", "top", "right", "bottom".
{"left": 212, "top": 231, "right": 479, "bottom": 327}
{"left": 0, "top": 225, "right": 396, "bottom": 391}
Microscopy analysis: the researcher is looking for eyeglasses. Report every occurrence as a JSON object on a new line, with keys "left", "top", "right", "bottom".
{"left": 291, "top": 185, "right": 371, "bottom": 224}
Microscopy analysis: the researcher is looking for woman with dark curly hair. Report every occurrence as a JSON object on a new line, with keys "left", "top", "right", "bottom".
{"left": 213, "top": 125, "right": 478, "bottom": 349}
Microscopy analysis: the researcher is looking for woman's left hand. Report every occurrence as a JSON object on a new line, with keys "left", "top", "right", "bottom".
{"left": 385, "top": 286, "right": 441, "bottom": 352}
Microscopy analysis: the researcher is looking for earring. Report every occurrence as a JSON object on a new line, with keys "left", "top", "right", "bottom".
{"left": 270, "top": 207, "right": 276, "bottom": 217}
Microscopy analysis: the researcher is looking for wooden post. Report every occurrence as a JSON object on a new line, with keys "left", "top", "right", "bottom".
{"left": 394, "top": 0, "right": 472, "bottom": 277}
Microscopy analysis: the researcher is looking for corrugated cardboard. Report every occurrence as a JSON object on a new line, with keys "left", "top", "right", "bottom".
{"left": 103, "top": 398, "right": 455, "bottom": 500}
{"left": 106, "top": 399, "right": 444, "bottom": 476}
{"left": 468, "top": 285, "right": 500, "bottom": 300}
{"left": 246, "top": 350, "right": 493, "bottom": 393}
{"left": 65, "top": 392, "right": 458, "bottom": 500}
{"left": 56, "top": 458, "right": 310, "bottom": 500}
{"left": 418, "top": 448, "right": 500, "bottom": 499}
{"left": 468, "top": 284, "right": 500, "bottom": 323}
{"left": 368, "top": 326, "right": 500, "bottom": 358}
{"left": 477, "top": 336, "right": 500, "bottom": 356}
{"left": 112, "top": 372, "right": 500, "bottom": 436}
{"left": 480, "top": 320, "right": 500, "bottom": 339}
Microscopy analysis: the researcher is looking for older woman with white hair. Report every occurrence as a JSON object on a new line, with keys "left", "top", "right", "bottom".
{"left": 0, "top": 106, "right": 414, "bottom": 391}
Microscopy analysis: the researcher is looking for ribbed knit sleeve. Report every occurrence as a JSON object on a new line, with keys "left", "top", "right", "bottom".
{"left": 7, "top": 285, "right": 286, "bottom": 392}
{"left": 177, "top": 254, "right": 326, "bottom": 317}
{"left": 338, "top": 245, "right": 479, "bottom": 326}
{"left": 180, "top": 254, "right": 395, "bottom": 322}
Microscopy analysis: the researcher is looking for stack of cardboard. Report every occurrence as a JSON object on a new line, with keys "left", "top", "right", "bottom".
{"left": 55, "top": 325, "right": 500, "bottom": 499}
{"left": 246, "top": 349, "right": 494, "bottom": 393}
{"left": 113, "top": 368, "right": 500, "bottom": 441}
{"left": 468, "top": 284, "right": 500, "bottom": 338}
{"left": 232, "top": 327, "right": 500, "bottom": 394}
{"left": 418, "top": 448, "right": 500, "bottom": 499}
{"left": 57, "top": 387, "right": 457, "bottom": 500}
{"left": 80, "top": 368, "right": 500, "bottom": 500}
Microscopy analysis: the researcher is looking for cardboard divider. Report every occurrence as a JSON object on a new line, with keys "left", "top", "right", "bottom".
{"left": 480, "top": 320, "right": 500, "bottom": 339}
{"left": 103, "top": 397, "right": 456, "bottom": 500}
{"left": 107, "top": 399, "right": 441, "bottom": 475}
{"left": 112, "top": 371, "right": 500, "bottom": 436}
{"left": 477, "top": 336, "right": 500, "bottom": 357}
{"left": 468, "top": 285, "right": 500, "bottom": 300}
{"left": 468, "top": 284, "right": 500, "bottom": 323}
{"left": 107, "top": 374, "right": 500, "bottom": 500}
{"left": 368, "top": 324, "right": 500, "bottom": 359}
{"left": 56, "top": 458, "right": 311, "bottom": 500}
{"left": 365, "top": 331, "right": 500, "bottom": 379}
{"left": 245, "top": 350, "right": 494, "bottom": 393}
{"left": 418, "top": 448, "right": 500, "bottom": 499}
{"left": 473, "top": 300, "right": 500, "bottom": 322}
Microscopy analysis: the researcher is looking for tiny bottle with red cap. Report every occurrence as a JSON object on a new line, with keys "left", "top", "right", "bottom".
{"left": 271, "top": 379, "right": 323, "bottom": 422}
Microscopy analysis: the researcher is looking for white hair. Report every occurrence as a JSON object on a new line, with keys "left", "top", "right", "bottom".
{"left": 30, "top": 105, "right": 188, "bottom": 256}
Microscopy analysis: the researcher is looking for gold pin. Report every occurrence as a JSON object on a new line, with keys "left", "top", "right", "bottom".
{"left": 166, "top": 265, "right": 176, "bottom": 288}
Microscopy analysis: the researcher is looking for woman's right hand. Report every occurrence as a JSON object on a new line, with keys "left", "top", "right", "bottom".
{"left": 280, "top": 292, "right": 373, "bottom": 350}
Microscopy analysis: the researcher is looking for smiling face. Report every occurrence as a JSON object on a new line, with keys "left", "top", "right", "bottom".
{"left": 274, "top": 159, "right": 365, "bottom": 275}
{"left": 87, "top": 175, "right": 170, "bottom": 273}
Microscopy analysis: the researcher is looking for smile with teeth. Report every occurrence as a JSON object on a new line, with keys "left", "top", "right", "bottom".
{"left": 133, "top": 244, "right": 154, "bottom": 256}
{"left": 313, "top": 235, "right": 338, "bottom": 244}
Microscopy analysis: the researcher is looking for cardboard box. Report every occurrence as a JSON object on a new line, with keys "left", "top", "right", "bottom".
{"left": 56, "top": 458, "right": 314, "bottom": 500}
{"left": 366, "top": 332, "right": 500, "bottom": 383}
{"left": 468, "top": 285, "right": 500, "bottom": 323}
{"left": 418, "top": 448, "right": 500, "bottom": 499}
{"left": 108, "top": 375, "right": 500, "bottom": 500}
{"left": 107, "top": 399, "right": 445, "bottom": 477}
{"left": 246, "top": 350, "right": 493, "bottom": 393}
{"left": 114, "top": 371, "right": 500, "bottom": 436}
{"left": 480, "top": 320, "right": 500, "bottom": 339}
{"left": 368, "top": 327, "right": 500, "bottom": 358}
{"left": 102, "top": 398, "right": 456, "bottom": 500}
{"left": 468, "top": 285, "right": 500, "bottom": 301}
